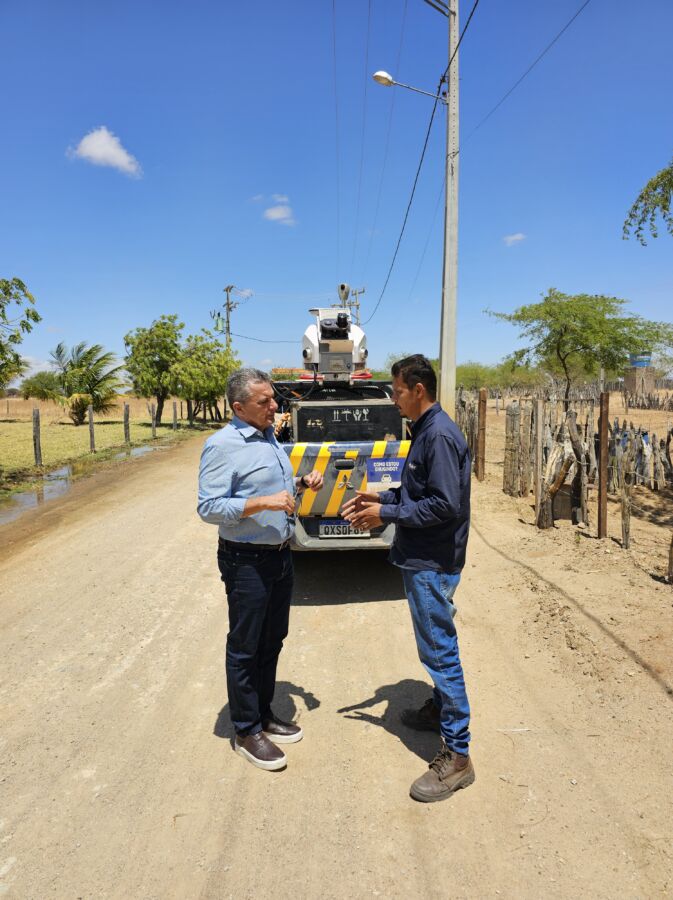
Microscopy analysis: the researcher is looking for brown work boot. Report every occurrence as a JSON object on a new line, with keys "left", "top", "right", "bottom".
{"left": 400, "top": 697, "right": 441, "bottom": 733}
{"left": 410, "top": 743, "right": 475, "bottom": 803}
{"left": 262, "top": 712, "right": 303, "bottom": 744}
{"left": 235, "top": 732, "right": 287, "bottom": 771}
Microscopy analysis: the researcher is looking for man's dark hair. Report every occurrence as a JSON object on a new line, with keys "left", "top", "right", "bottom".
{"left": 390, "top": 354, "right": 437, "bottom": 401}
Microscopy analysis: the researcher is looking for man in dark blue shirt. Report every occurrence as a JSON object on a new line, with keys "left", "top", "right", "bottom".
{"left": 343, "top": 354, "right": 474, "bottom": 803}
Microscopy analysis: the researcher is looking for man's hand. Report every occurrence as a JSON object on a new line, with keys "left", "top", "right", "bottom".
{"left": 300, "top": 469, "right": 324, "bottom": 492}
{"left": 343, "top": 500, "right": 383, "bottom": 530}
{"left": 340, "top": 490, "right": 379, "bottom": 519}
{"left": 265, "top": 490, "right": 296, "bottom": 514}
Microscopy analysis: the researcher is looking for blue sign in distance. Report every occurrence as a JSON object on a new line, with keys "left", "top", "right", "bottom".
{"left": 629, "top": 353, "right": 651, "bottom": 368}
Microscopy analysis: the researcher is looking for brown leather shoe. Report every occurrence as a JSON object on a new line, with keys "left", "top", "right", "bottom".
{"left": 235, "top": 732, "right": 287, "bottom": 771}
{"left": 400, "top": 697, "right": 441, "bottom": 733}
{"left": 410, "top": 743, "right": 475, "bottom": 802}
{"left": 262, "top": 712, "right": 303, "bottom": 744}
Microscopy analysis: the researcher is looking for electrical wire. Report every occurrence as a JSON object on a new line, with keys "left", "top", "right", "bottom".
{"left": 360, "top": 0, "right": 409, "bottom": 283}
{"left": 460, "top": 0, "right": 593, "bottom": 150}
{"left": 363, "top": 0, "right": 481, "bottom": 325}
{"left": 362, "top": 92, "right": 441, "bottom": 325}
{"left": 442, "top": 0, "right": 480, "bottom": 79}
{"left": 331, "top": 0, "right": 341, "bottom": 281}
{"left": 231, "top": 332, "right": 299, "bottom": 344}
{"left": 349, "top": 0, "right": 372, "bottom": 278}
{"left": 405, "top": 174, "right": 445, "bottom": 303}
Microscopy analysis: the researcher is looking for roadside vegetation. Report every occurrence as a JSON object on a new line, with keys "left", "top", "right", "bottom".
{"left": 0, "top": 396, "right": 214, "bottom": 495}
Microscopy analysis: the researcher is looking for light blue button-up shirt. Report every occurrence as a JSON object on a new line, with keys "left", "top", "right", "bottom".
{"left": 197, "top": 415, "right": 296, "bottom": 544}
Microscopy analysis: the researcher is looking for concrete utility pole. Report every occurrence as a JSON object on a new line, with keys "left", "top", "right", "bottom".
{"left": 349, "top": 286, "right": 365, "bottom": 326}
{"left": 438, "top": 0, "right": 459, "bottom": 418}
{"left": 222, "top": 284, "right": 239, "bottom": 351}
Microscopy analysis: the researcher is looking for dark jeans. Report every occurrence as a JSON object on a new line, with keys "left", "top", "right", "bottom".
{"left": 217, "top": 543, "right": 294, "bottom": 736}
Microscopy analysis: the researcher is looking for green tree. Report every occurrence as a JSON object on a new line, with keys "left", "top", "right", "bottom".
{"left": 172, "top": 330, "right": 239, "bottom": 421}
{"left": 623, "top": 154, "right": 673, "bottom": 245}
{"left": 0, "top": 278, "right": 41, "bottom": 389}
{"left": 20, "top": 370, "right": 61, "bottom": 400}
{"left": 124, "top": 315, "right": 184, "bottom": 425}
{"left": 50, "top": 341, "right": 125, "bottom": 425}
{"left": 489, "top": 288, "right": 673, "bottom": 407}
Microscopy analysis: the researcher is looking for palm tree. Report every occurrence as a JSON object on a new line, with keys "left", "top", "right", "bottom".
{"left": 50, "top": 341, "right": 125, "bottom": 425}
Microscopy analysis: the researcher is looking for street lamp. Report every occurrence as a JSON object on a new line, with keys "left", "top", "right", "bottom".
{"left": 372, "top": 70, "right": 447, "bottom": 103}
{"left": 371, "top": 0, "right": 460, "bottom": 418}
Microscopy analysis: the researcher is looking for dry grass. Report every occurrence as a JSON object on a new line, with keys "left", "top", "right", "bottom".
{"left": 0, "top": 396, "right": 202, "bottom": 481}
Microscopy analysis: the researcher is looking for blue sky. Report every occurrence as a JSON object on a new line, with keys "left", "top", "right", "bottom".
{"left": 2, "top": 0, "right": 672, "bottom": 374}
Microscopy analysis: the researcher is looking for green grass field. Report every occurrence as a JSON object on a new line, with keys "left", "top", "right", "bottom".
{"left": 0, "top": 395, "right": 218, "bottom": 488}
{"left": 0, "top": 420, "right": 181, "bottom": 476}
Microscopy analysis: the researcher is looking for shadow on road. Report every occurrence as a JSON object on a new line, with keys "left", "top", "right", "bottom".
{"left": 292, "top": 550, "right": 404, "bottom": 606}
{"left": 213, "top": 680, "right": 321, "bottom": 741}
{"left": 337, "top": 678, "right": 438, "bottom": 762}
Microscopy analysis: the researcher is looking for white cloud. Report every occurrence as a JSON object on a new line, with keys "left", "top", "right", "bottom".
{"left": 250, "top": 193, "right": 264, "bottom": 202}
{"left": 271, "top": 193, "right": 289, "bottom": 202}
{"left": 263, "top": 204, "right": 296, "bottom": 226}
{"left": 259, "top": 358, "right": 273, "bottom": 369}
{"left": 503, "top": 232, "right": 526, "bottom": 247}
{"left": 69, "top": 126, "right": 142, "bottom": 177}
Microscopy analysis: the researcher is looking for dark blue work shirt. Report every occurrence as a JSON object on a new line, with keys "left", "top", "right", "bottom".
{"left": 379, "top": 402, "right": 470, "bottom": 574}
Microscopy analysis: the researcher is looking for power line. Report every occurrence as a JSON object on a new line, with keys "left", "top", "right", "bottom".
{"left": 461, "top": 0, "right": 593, "bottom": 149}
{"left": 442, "top": 0, "right": 480, "bottom": 78}
{"left": 349, "top": 0, "right": 372, "bottom": 278}
{"left": 405, "top": 175, "right": 445, "bottom": 303}
{"left": 360, "top": 0, "right": 409, "bottom": 283}
{"left": 363, "top": 0, "right": 481, "bottom": 325}
{"left": 362, "top": 89, "right": 441, "bottom": 325}
{"left": 331, "top": 0, "right": 341, "bottom": 281}
{"left": 231, "top": 332, "right": 300, "bottom": 345}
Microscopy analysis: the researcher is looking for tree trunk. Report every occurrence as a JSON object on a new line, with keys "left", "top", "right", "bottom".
{"left": 155, "top": 395, "right": 165, "bottom": 425}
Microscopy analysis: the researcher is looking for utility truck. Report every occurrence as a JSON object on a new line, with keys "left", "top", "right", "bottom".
{"left": 273, "top": 284, "right": 409, "bottom": 551}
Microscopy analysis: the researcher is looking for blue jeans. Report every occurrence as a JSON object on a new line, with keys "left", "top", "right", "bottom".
{"left": 401, "top": 569, "right": 471, "bottom": 755}
{"left": 217, "top": 543, "right": 293, "bottom": 736}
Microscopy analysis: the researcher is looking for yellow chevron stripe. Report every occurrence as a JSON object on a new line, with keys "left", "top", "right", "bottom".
{"left": 289, "top": 443, "right": 307, "bottom": 475}
{"left": 323, "top": 449, "right": 360, "bottom": 517}
{"left": 299, "top": 442, "right": 331, "bottom": 515}
{"left": 398, "top": 440, "right": 410, "bottom": 458}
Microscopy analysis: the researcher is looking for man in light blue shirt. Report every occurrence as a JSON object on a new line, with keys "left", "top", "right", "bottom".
{"left": 198, "top": 368, "right": 323, "bottom": 771}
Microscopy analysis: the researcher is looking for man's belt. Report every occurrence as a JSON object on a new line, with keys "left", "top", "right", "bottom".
{"left": 219, "top": 538, "right": 292, "bottom": 553}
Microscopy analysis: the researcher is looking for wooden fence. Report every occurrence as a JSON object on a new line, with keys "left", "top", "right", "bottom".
{"left": 501, "top": 393, "right": 673, "bottom": 580}
{"left": 29, "top": 401, "right": 183, "bottom": 466}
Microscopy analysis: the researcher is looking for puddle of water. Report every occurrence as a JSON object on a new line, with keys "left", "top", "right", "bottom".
{"left": 112, "top": 446, "right": 156, "bottom": 460}
{"left": 0, "top": 444, "right": 160, "bottom": 527}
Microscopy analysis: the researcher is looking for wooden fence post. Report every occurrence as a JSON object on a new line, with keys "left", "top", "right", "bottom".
{"left": 187, "top": 399, "right": 193, "bottom": 426}
{"left": 520, "top": 402, "right": 533, "bottom": 497}
{"left": 598, "top": 392, "right": 609, "bottom": 538}
{"left": 151, "top": 403, "right": 157, "bottom": 439}
{"left": 503, "top": 402, "right": 521, "bottom": 496}
{"left": 621, "top": 440, "right": 635, "bottom": 549}
{"left": 88, "top": 405, "right": 96, "bottom": 453}
{"left": 180, "top": 401, "right": 184, "bottom": 420}
{"left": 124, "top": 403, "right": 131, "bottom": 445}
{"left": 173, "top": 401, "right": 178, "bottom": 430}
{"left": 534, "top": 398, "right": 544, "bottom": 521}
{"left": 32, "top": 408, "right": 42, "bottom": 466}
{"left": 475, "top": 388, "right": 486, "bottom": 481}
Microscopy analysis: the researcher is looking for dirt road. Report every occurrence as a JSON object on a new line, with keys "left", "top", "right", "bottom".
{"left": 1, "top": 436, "right": 671, "bottom": 899}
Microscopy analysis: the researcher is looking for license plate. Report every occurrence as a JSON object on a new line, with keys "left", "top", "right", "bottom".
{"left": 318, "top": 518, "right": 370, "bottom": 538}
